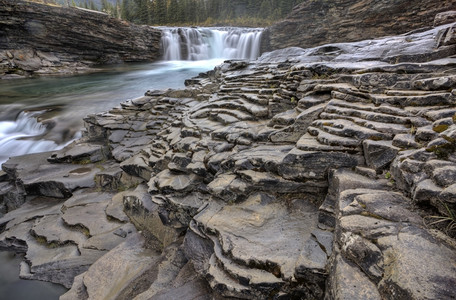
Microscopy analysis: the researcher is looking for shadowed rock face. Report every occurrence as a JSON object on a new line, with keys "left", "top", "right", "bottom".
{"left": 262, "top": 0, "right": 456, "bottom": 52}
{"left": 0, "top": 0, "right": 161, "bottom": 78}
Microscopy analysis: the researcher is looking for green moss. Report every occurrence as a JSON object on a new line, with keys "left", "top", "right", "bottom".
{"left": 368, "top": 135, "right": 383, "bottom": 141}
{"left": 34, "top": 235, "right": 47, "bottom": 245}
{"left": 117, "top": 182, "right": 139, "bottom": 192}
{"left": 432, "top": 124, "right": 449, "bottom": 133}
{"left": 361, "top": 211, "right": 385, "bottom": 220}
{"left": 426, "top": 142, "right": 456, "bottom": 159}
{"left": 75, "top": 158, "right": 92, "bottom": 165}
{"left": 34, "top": 235, "right": 60, "bottom": 249}
{"left": 69, "top": 224, "right": 91, "bottom": 237}
{"left": 312, "top": 74, "right": 330, "bottom": 80}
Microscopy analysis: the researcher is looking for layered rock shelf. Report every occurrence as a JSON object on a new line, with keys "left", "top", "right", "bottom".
{"left": 1, "top": 14, "right": 456, "bottom": 300}
{"left": 0, "top": 0, "right": 161, "bottom": 79}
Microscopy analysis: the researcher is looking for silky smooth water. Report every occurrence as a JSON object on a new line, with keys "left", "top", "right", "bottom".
{"left": 0, "top": 251, "right": 67, "bottom": 300}
{"left": 161, "top": 27, "right": 262, "bottom": 61}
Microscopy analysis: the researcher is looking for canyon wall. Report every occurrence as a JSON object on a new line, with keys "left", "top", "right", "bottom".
{"left": 262, "top": 0, "right": 456, "bottom": 52}
{"left": 0, "top": 0, "right": 161, "bottom": 78}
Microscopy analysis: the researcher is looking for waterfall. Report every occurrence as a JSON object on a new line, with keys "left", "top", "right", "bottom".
{"left": 161, "top": 27, "right": 263, "bottom": 61}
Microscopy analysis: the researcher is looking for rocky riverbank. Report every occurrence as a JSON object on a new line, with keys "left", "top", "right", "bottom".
{"left": 1, "top": 13, "right": 456, "bottom": 300}
{"left": 0, "top": 0, "right": 161, "bottom": 79}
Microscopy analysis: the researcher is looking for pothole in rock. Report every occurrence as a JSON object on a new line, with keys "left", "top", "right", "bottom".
{"left": 68, "top": 167, "right": 92, "bottom": 176}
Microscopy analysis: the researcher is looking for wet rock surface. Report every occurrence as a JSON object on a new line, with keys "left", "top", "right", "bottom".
{"left": 0, "top": 0, "right": 161, "bottom": 79}
{"left": 1, "top": 18, "right": 456, "bottom": 299}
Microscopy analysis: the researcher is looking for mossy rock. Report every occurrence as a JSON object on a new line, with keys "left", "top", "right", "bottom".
{"left": 433, "top": 124, "right": 449, "bottom": 133}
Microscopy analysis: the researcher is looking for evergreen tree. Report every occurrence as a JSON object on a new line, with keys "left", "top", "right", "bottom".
{"left": 88, "top": 0, "right": 97, "bottom": 10}
{"left": 259, "top": 0, "right": 271, "bottom": 19}
{"left": 155, "top": 0, "right": 167, "bottom": 24}
{"left": 167, "top": 0, "right": 179, "bottom": 24}
{"left": 116, "top": 0, "right": 305, "bottom": 26}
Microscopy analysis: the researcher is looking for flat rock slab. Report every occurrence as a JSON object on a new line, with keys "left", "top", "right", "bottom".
{"left": 82, "top": 223, "right": 137, "bottom": 251}
{"left": 279, "top": 148, "right": 364, "bottom": 180}
{"left": 3, "top": 152, "right": 99, "bottom": 198}
{"left": 47, "top": 142, "right": 108, "bottom": 164}
{"left": 106, "top": 191, "right": 130, "bottom": 222}
{"left": 0, "top": 197, "right": 63, "bottom": 230}
{"left": 2, "top": 221, "right": 105, "bottom": 288}
{"left": 78, "top": 233, "right": 160, "bottom": 300}
{"left": 195, "top": 193, "right": 326, "bottom": 281}
{"left": 62, "top": 202, "right": 122, "bottom": 237}
{"left": 63, "top": 190, "right": 116, "bottom": 209}
{"left": 377, "top": 226, "right": 456, "bottom": 299}
{"left": 31, "top": 214, "right": 87, "bottom": 246}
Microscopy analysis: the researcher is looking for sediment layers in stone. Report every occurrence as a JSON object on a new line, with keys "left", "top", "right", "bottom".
{"left": 0, "top": 0, "right": 161, "bottom": 78}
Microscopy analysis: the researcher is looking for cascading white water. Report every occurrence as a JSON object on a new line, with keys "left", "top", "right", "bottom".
{"left": 0, "top": 111, "right": 65, "bottom": 164}
{"left": 161, "top": 27, "right": 263, "bottom": 61}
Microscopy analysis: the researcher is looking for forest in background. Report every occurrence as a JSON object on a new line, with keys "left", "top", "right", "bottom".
{"left": 38, "top": 0, "right": 305, "bottom": 26}
{"left": 114, "top": 0, "right": 305, "bottom": 26}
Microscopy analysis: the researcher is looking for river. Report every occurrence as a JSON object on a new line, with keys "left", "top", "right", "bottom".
{"left": 0, "top": 59, "right": 226, "bottom": 164}
{"left": 0, "top": 26, "right": 262, "bottom": 298}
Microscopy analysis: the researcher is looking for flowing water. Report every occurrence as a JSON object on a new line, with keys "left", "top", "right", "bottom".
{"left": 0, "top": 26, "right": 262, "bottom": 297}
{"left": 161, "top": 27, "right": 262, "bottom": 61}
{"left": 0, "top": 27, "right": 263, "bottom": 165}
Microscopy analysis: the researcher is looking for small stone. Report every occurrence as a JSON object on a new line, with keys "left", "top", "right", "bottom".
{"left": 114, "top": 228, "right": 128, "bottom": 238}
{"left": 392, "top": 134, "right": 421, "bottom": 149}
{"left": 434, "top": 11, "right": 456, "bottom": 26}
{"left": 440, "top": 183, "right": 456, "bottom": 204}
{"left": 413, "top": 179, "right": 443, "bottom": 204}
{"left": 432, "top": 166, "right": 456, "bottom": 187}
{"left": 363, "top": 140, "right": 400, "bottom": 171}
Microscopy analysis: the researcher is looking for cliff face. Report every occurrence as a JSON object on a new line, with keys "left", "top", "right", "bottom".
{"left": 0, "top": 0, "right": 161, "bottom": 78}
{"left": 262, "top": 0, "right": 456, "bottom": 52}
